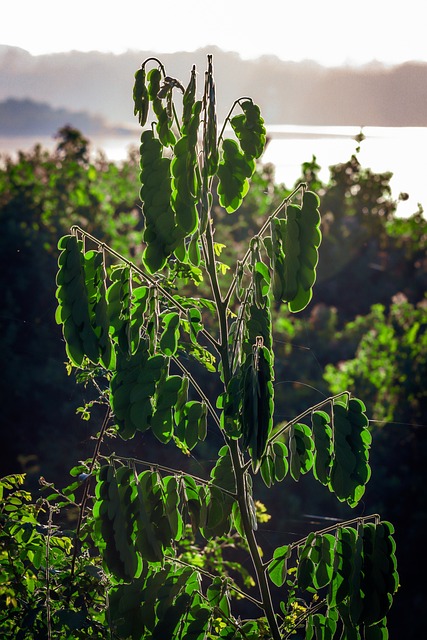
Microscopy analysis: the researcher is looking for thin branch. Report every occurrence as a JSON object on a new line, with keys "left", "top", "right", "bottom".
{"left": 70, "top": 225, "right": 221, "bottom": 354}
{"left": 110, "top": 455, "right": 237, "bottom": 499}
{"left": 282, "top": 598, "right": 327, "bottom": 639}
{"left": 171, "top": 355, "right": 221, "bottom": 430}
{"left": 268, "top": 391, "right": 350, "bottom": 445}
{"left": 141, "top": 57, "right": 166, "bottom": 75}
{"left": 229, "top": 285, "right": 252, "bottom": 375}
{"left": 224, "top": 182, "right": 306, "bottom": 307}
{"left": 168, "top": 555, "right": 263, "bottom": 609}
{"left": 264, "top": 512, "right": 381, "bottom": 571}
{"left": 289, "top": 513, "right": 381, "bottom": 551}
{"left": 217, "top": 96, "right": 253, "bottom": 145}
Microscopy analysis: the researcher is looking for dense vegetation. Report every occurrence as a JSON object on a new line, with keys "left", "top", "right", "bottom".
{"left": 0, "top": 59, "right": 426, "bottom": 638}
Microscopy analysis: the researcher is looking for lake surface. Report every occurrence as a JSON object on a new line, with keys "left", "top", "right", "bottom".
{"left": 1, "top": 125, "right": 425, "bottom": 217}
{"left": 262, "top": 125, "right": 426, "bottom": 218}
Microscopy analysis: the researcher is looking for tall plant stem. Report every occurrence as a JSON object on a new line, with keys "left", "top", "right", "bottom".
{"left": 228, "top": 439, "right": 281, "bottom": 640}
{"left": 202, "top": 219, "right": 230, "bottom": 378}
{"left": 203, "top": 214, "right": 281, "bottom": 640}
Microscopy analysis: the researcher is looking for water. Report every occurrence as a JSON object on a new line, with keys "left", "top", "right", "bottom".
{"left": 1, "top": 125, "right": 425, "bottom": 217}
{"left": 261, "top": 125, "right": 426, "bottom": 218}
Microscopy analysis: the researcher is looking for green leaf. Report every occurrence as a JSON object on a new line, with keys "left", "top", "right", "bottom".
{"left": 329, "top": 397, "right": 371, "bottom": 506}
{"left": 210, "top": 445, "right": 236, "bottom": 493}
{"left": 272, "top": 441, "right": 289, "bottom": 481}
{"left": 163, "top": 475, "right": 184, "bottom": 541}
{"left": 56, "top": 234, "right": 112, "bottom": 368}
{"left": 298, "top": 555, "right": 316, "bottom": 592}
{"left": 134, "top": 470, "right": 165, "bottom": 563}
{"left": 187, "top": 307, "right": 203, "bottom": 342}
{"left": 363, "top": 617, "right": 389, "bottom": 640}
{"left": 289, "top": 422, "right": 314, "bottom": 481}
{"left": 311, "top": 410, "right": 333, "bottom": 485}
{"left": 314, "top": 533, "right": 335, "bottom": 589}
{"left": 183, "top": 604, "right": 211, "bottom": 640}
{"left": 217, "top": 138, "right": 255, "bottom": 213}
{"left": 268, "top": 545, "right": 291, "bottom": 587}
{"left": 151, "top": 407, "right": 174, "bottom": 443}
{"left": 56, "top": 608, "right": 90, "bottom": 631}
{"left": 359, "top": 521, "right": 399, "bottom": 626}
{"left": 328, "top": 526, "right": 357, "bottom": 607}
{"left": 176, "top": 401, "right": 207, "bottom": 450}
{"left": 260, "top": 453, "right": 274, "bottom": 488}
{"left": 207, "top": 577, "right": 230, "bottom": 617}
{"left": 306, "top": 610, "right": 338, "bottom": 640}
{"left": 230, "top": 99, "right": 266, "bottom": 160}
{"left": 183, "top": 475, "right": 202, "bottom": 533}
{"left": 110, "top": 341, "right": 166, "bottom": 439}
{"left": 133, "top": 66, "right": 149, "bottom": 126}
{"left": 203, "top": 55, "right": 218, "bottom": 179}
{"left": 201, "top": 485, "right": 233, "bottom": 538}
{"left": 152, "top": 592, "right": 192, "bottom": 640}
{"left": 241, "top": 344, "right": 274, "bottom": 471}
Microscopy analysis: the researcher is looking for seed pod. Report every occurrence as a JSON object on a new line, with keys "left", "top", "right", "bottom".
{"left": 230, "top": 99, "right": 266, "bottom": 161}
{"left": 217, "top": 138, "right": 254, "bottom": 213}
{"left": 171, "top": 102, "right": 202, "bottom": 237}
{"left": 139, "top": 129, "right": 180, "bottom": 272}
{"left": 182, "top": 65, "right": 196, "bottom": 128}
{"left": 241, "top": 338, "right": 274, "bottom": 471}
{"left": 329, "top": 397, "right": 371, "bottom": 506}
{"left": 92, "top": 465, "right": 142, "bottom": 581}
{"left": 147, "top": 67, "right": 176, "bottom": 147}
{"left": 269, "top": 191, "right": 322, "bottom": 313}
{"left": 203, "top": 55, "right": 219, "bottom": 178}
{"left": 283, "top": 205, "right": 300, "bottom": 301}
{"left": 56, "top": 235, "right": 113, "bottom": 368}
{"left": 133, "top": 66, "right": 149, "bottom": 126}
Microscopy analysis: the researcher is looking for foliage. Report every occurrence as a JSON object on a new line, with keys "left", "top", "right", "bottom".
{"left": 0, "top": 125, "right": 141, "bottom": 481}
{"left": 297, "top": 152, "right": 426, "bottom": 319}
{"left": 324, "top": 296, "right": 427, "bottom": 425}
{"left": 0, "top": 473, "right": 107, "bottom": 638}
{"left": 0, "top": 55, "right": 402, "bottom": 640}
{"left": 6, "top": 50, "right": 427, "bottom": 637}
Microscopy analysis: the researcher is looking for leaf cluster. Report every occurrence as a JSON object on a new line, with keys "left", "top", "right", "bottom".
{"left": 0, "top": 55, "right": 405, "bottom": 640}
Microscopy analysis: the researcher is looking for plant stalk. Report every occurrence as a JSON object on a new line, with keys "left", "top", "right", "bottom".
{"left": 203, "top": 212, "right": 281, "bottom": 640}
{"left": 228, "top": 439, "right": 282, "bottom": 640}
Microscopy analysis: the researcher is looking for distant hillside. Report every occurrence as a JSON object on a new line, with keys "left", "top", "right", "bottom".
{"left": 0, "top": 97, "right": 132, "bottom": 136}
{"left": 1, "top": 45, "right": 426, "bottom": 127}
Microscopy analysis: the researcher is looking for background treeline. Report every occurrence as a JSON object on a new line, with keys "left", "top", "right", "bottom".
{"left": 0, "top": 97, "right": 132, "bottom": 136}
{"left": 1, "top": 45, "right": 427, "bottom": 128}
{"left": 0, "top": 127, "right": 426, "bottom": 637}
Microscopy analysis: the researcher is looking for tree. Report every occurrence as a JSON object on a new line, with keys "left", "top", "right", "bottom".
{"left": 1, "top": 56, "right": 398, "bottom": 639}
{"left": 0, "top": 127, "right": 141, "bottom": 483}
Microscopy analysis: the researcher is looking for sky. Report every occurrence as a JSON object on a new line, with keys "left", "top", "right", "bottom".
{"left": 1, "top": 0, "right": 426, "bottom": 67}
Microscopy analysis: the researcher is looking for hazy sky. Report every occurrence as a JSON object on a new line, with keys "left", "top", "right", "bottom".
{"left": 2, "top": 0, "right": 425, "bottom": 67}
